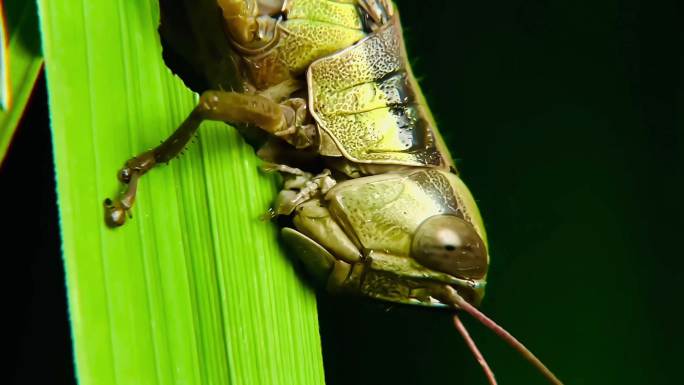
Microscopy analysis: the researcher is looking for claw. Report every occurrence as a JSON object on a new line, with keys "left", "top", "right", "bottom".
{"left": 104, "top": 172, "right": 141, "bottom": 228}
{"left": 104, "top": 198, "right": 128, "bottom": 227}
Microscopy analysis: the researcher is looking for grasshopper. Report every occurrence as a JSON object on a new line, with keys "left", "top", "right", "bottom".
{"left": 104, "top": 1, "right": 563, "bottom": 383}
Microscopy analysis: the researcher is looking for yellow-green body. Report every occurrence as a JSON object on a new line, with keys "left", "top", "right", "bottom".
{"left": 232, "top": 1, "right": 491, "bottom": 306}
{"left": 209, "top": 0, "right": 491, "bottom": 306}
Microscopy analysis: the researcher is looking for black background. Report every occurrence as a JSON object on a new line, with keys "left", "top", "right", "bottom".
{"left": 319, "top": 1, "right": 683, "bottom": 384}
{"left": 4, "top": 74, "right": 75, "bottom": 384}
{"left": 5, "top": 0, "right": 682, "bottom": 384}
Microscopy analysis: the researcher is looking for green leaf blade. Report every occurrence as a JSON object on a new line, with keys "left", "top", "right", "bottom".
{"left": 37, "top": 1, "right": 326, "bottom": 385}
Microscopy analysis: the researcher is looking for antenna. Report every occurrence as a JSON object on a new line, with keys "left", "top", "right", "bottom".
{"left": 453, "top": 313, "right": 498, "bottom": 385}
{"left": 444, "top": 286, "right": 564, "bottom": 385}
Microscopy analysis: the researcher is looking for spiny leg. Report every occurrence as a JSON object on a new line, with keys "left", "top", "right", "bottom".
{"left": 105, "top": 91, "right": 289, "bottom": 227}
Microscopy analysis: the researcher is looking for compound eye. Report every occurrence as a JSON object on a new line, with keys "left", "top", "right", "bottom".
{"left": 411, "top": 214, "right": 488, "bottom": 280}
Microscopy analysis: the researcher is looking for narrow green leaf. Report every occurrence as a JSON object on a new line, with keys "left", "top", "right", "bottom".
{"left": 0, "top": 0, "right": 43, "bottom": 162}
{"left": 0, "top": 3, "right": 8, "bottom": 109}
{"left": 37, "top": 1, "right": 325, "bottom": 384}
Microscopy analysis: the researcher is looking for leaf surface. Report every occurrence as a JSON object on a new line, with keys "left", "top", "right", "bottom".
{"left": 37, "top": 1, "right": 325, "bottom": 384}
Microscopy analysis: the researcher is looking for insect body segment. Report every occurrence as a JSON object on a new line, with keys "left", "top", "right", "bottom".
{"left": 308, "top": 16, "right": 445, "bottom": 166}
{"left": 105, "top": 1, "right": 563, "bottom": 384}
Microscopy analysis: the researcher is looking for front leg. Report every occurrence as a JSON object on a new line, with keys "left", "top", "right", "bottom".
{"left": 104, "top": 91, "right": 311, "bottom": 227}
